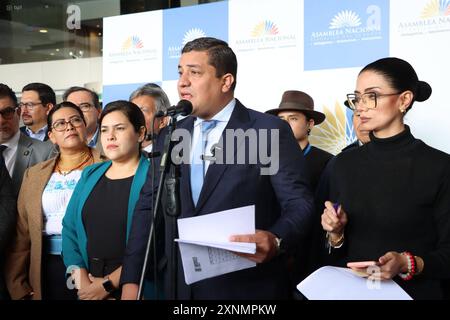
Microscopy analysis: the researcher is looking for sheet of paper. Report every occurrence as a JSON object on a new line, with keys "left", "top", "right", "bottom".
{"left": 175, "top": 239, "right": 256, "bottom": 254}
{"left": 297, "top": 266, "right": 412, "bottom": 300}
{"left": 176, "top": 205, "right": 257, "bottom": 285}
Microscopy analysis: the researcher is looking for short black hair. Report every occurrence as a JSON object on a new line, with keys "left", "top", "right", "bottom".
{"left": 182, "top": 37, "right": 237, "bottom": 91}
{"left": 47, "top": 101, "right": 86, "bottom": 131}
{"left": 22, "top": 82, "right": 56, "bottom": 106}
{"left": 63, "top": 86, "right": 101, "bottom": 110}
{"left": 360, "top": 57, "right": 432, "bottom": 113}
{"left": 100, "top": 100, "right": 145, "bottom": 134}
{"left": 0, "top": 83, "right": 18, "bottom": 106}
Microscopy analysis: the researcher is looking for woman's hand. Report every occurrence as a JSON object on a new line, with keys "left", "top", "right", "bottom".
{"left": 367, "top": 251, "right": 409, "bottom": 280}
{"left": 77, "top": 274, "right": 110, "bottom": 300}
{"left": 321, "top": 201, "right": 348, "bottom": 242}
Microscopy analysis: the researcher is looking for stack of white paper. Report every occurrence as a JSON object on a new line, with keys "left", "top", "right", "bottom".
{"left": 297, "top": 266, "right": 412, "bottom": 300}
{"left": 176, "top": 205, "right": 257, "bottom": 285}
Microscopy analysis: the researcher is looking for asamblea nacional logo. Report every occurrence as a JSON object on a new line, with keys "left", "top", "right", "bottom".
{"left": 309, "top": 103, "right": 356, "bottom": 155}
{"left": 122, "top": 36, "right": 144, "bottom": 51}
{"left": 421, "top": 0, "right": 450, "bottom": 17}
{"left": 162, "top": 1, "right": 228, "bottom": 81}
{"left": 398, "top": 0, "right": 450, "bottom": 35}
{"left": 310, "top": 7, "right": 382, "bottom": 46}
{"left": 304, "top": 0, "right": 389, "bottom": 70}
{"left": 108, "top": 35, "right": 157, "bottom": 63}
{"left": 235, "top": 20, "right": 296, "bottom": 52}
{"left": 168, "top": 28, "right": 207, "bottom": 59}
{"left": 251, "top": 20, "right": 279, "bottom": 37}
{"left": 329, "top": 10, "right": 362, "bottom": 29}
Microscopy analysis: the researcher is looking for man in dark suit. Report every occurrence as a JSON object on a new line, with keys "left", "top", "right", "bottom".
{"left": 0, "top": 84, "right": 54, "bottom": 195}
{"left": 0, "top": 157, "right": 16, "bottom": 299}
{"left": 0, "top": 164, "right": 17, "bottom": 300}
{"left": 120, "top": 37, "right": 314, "bottom": 299}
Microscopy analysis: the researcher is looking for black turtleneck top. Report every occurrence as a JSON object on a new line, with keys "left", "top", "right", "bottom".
{"left": 326, "top": 126, "right": 450, "bottom": 299}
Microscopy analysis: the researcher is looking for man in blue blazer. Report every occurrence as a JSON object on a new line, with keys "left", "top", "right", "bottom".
{"left": 121, "top": 37, "right": 314, "bottom": 299}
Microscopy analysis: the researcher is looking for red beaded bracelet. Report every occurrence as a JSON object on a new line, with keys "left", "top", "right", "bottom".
{"left": 398, "top": 251, "right": 416, "bottom": 281}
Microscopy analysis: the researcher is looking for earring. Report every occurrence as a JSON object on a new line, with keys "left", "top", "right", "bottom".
{"left": 400, "top": 108, "right": 406, "bottom": 114}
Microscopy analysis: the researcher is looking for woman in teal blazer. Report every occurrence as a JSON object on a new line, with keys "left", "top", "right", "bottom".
{"left": 62, "top": 100, "right": 151, "bottom": 300}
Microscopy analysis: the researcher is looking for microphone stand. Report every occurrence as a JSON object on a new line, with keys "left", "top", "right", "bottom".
{"left": 137, "top": 115, "right": 181, "bottom": 299}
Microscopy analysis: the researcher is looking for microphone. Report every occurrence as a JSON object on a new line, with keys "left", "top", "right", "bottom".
{"left": 155, "top": 100, "right": 193, "bottom": 118}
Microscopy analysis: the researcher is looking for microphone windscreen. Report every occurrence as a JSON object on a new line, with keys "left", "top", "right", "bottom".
{"left": 177, "top": 99, "right": 193, "bottom": 116}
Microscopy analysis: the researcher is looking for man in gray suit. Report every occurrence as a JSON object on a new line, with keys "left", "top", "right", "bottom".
{"left": 0, "top": 84, "right": 53, "bottom": 195}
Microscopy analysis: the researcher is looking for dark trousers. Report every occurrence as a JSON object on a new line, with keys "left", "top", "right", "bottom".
{"left": 41, "top": 254, "right": 78, "bottom": 300}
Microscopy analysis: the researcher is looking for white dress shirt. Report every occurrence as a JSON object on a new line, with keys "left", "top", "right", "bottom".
{"left": 1, "top": 130, "right": 20, "bottom": 177}
{"left": 190, "top": 98, "right": 236, "bottom": 173}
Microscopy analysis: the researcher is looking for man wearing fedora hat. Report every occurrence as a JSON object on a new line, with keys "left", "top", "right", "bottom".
{"left": 266, "top": 90, "right": 333, "bottom": 293}
{"left": 266, "top": 90, "right": 333, "bottom": 192}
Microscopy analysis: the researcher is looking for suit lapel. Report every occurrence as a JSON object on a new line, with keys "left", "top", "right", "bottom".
{"left": 195, "top": 101, "right": 253, "bottom": 212}
{"left": 12, "top": 134, "right": 33, "bottom": 187}
{"left": 28, "top": 158, "right": 56, "bottom": 232}
{"left": 173, "top": 117, "right": 195, "bottom": 216}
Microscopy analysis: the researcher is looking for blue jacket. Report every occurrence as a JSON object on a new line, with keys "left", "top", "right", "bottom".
{"left": 62, "top": 155, "right": 150, "bottom": 271}
{"left": 121, "top": 100, "right": 314, "bottom": 299}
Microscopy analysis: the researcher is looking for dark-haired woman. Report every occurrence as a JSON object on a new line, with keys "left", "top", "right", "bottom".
{"left": 321, "top": 57, "right": 450, "bottom": 299}
{"left": 5, "top": 102, "right": 104, "bottom": 300}
{"left": 62, "top": 100, "right": 151, "bottom": 300}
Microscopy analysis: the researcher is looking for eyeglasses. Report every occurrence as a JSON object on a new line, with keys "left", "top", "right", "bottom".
{"left": 346, "top": 92, "right": 401, "bottom": 111}
{"left": 18, "top": 101, "right": 43, "bottom": 110}
{"left": 0, "top": 106, "right": 19, "bottom": 120}
{"left": 52, "top": 116, "right": 84, "bottom": 132}
{"left": 78, "top": 103, "right": 94, "bottom": 112}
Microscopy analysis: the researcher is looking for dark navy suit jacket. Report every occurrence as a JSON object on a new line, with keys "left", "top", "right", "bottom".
{"left": 120, "top": 100, "right": 314, "bottom": 299}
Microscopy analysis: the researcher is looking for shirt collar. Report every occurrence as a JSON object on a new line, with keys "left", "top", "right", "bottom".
{"left": 26, "top": 125, "right": 48, "bottom": 135}
{"left": 88, "top": 128, "right": 99, "bottom": 147}
{"left": 194, "top": 98, "right": 236, "bottom": 128}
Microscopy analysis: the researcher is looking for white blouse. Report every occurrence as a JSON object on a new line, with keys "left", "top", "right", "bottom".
{"left": 42, "top": 170, "right": 82, "bottom": 235}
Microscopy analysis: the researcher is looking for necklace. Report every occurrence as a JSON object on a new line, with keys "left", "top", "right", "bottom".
{"left": 55, "top": 150, "right": 93, "bottom": 176}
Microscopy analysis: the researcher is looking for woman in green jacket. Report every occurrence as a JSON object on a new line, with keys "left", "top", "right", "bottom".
{"left": 62, "top": 100, "right": 149, "bottom": 300}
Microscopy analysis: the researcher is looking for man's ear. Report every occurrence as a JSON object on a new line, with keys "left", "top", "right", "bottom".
{"left": 221, "top": 73, "right": 235, "bottom": 93}
{"left": 45, "top": 103, "right": 54, "bottom": 115}
{"left": 158, "top": 116, "right": 169, "bottom": 130}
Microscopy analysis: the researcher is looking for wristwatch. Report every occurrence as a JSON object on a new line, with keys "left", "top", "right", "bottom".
{"left": 102, "top": 277, "right": 115, "bottom": 293}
